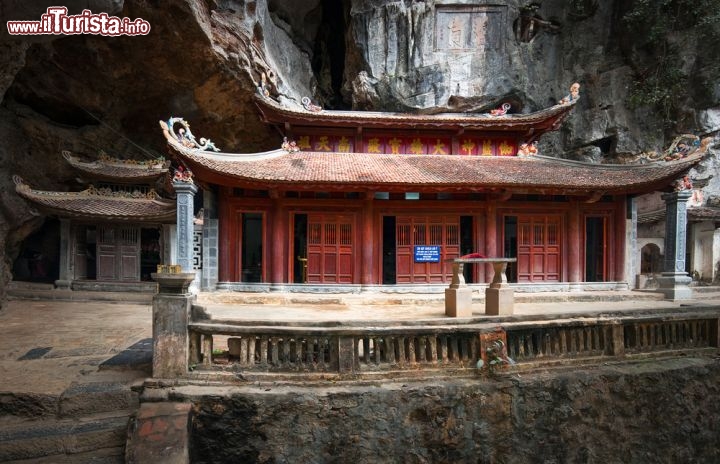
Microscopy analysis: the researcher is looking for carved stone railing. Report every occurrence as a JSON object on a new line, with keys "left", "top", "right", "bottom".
{"left": 179, "top": 311, "right": 720, "bottom": 381}
{"left": 187, "top": 323, "right": 482, "bottom": 376}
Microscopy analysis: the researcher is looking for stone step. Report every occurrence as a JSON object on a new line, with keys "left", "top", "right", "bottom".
{"left": 6, "top": 288, "right": 153, "bottom": 304}
{"left": 0, "top": 411, "right": 131, "bottom": 462}
{"left": 204, "top": 290, "right": 667, "bottom": 307}
{"left": 690, "top": 286, "right": 720, "bottom": 294}
{"left": 1, "top": 379, "right": 142, "bottom": 420}
{"left": 2, "top": 446, "right": 125, "bottom": 463}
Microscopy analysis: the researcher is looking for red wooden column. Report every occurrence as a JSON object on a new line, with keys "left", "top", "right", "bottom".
{"left": 361, "top": 192, "right": 375, "bottom": 285}
{"left": 484, "top": 204, "right": 497, "bottom": 283}
{"left": 614, "top": 196, "right": 627, "bottom": 283}
{"left": 270, "top": 190, "right": 286, "bottom": 285}
{"left": 476, "top": 214, "right": 486, "bottom": 282}
{"left": 568, "top": 200, "right": 582, "bottom": 285}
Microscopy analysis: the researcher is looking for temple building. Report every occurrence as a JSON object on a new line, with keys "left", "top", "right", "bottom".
{"left": 13, "top": 152, "right": 176, "bottom": 291}
{"left": 160, "top": 84, "right": 708, "bottom": 294}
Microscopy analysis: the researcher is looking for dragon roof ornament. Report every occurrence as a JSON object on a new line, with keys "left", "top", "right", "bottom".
{"left": 159, "top": 117, "right": 220, "bottom": 152}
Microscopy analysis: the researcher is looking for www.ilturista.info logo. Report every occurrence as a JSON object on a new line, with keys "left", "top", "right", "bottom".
{"left": 7, "top": 7, "right": 150, "bottom": 36}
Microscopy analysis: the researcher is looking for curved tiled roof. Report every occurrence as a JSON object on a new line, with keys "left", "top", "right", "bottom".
{"left": 254, "top": 92, "right": 577, "bottom": 133}
{"left": 163, "top": 133, "right": 701, "bottom": 195}
{"left": 13, "top": 176, "right": 176, "bottom": 222}
{"left": 63, "top": 151, "right": 170, "bottom": 183}
{"left": 689, "top": 207, "right": 720, "bottom": 221}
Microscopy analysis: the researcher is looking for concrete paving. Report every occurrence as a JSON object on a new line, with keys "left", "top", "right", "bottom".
{"left": 2, "top": 289, "right": 720, "bottom": 397}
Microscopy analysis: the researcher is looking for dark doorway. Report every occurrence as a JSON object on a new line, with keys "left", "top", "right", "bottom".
{"left": 503, "top": 216, "right": 518, "bottom": 282}
{"left": 293, "top": 213, "right": 308, "bottom": 283}
{"left": 241, "top": 213, "right": 263, "bottom": 282}
{"left": 13, "top": 218, "right": 60, "bottom": 283}
{"left": 382, "top": 216, "right": 396, "bottom": 284}
{"left": 460, "top": 216, "right": 474, "bottom": 283}
{"left": 585, "top": 217, "right": 606, "bottom": 282}
{"left": 140, "top": 228, "right": 161, "bottom": 281}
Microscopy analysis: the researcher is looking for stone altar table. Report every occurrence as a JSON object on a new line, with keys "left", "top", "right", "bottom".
{"left": 444, "top": 258, "right": 517, "bottom": 317}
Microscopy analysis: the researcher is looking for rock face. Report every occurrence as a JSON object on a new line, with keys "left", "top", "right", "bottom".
{"left": 0, "top": 0, "right": 719, "bottom": 305}
{"left": 189, "top": 358, "right": 720, "bottom": 463}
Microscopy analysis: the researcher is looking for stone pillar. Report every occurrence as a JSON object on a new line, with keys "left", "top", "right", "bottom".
{"left": 55, "top": 218, "right": 72, "bottom": 290}
{"left": 485, "top": 261, "right": 514, "bottom": 316}
{"left": 445, "top": 262, "right": 473, "bottom": 317}
{"left": 162, "top": 225, "right": 177, "bottom": 266}
{"left": 626, "top": 197, "right": 638, "bottom": 289}
{"left": 201, "top": 188, "right": 219, "bottom": 291}
{"left": 173, "top": 181, "right": 198, "bottom": 290}
{"left": 150, "top": 273, "right": 196, "bottom": 378}
{"left": 657, "top": 190, "right": 693, "bottom": 300}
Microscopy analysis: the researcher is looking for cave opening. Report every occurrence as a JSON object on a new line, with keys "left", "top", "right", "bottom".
{"left": 312, "top": 0, "right": 348, "bottom": 109}
{"left": 12, "top": 218, "right": 60, "bottom": 284}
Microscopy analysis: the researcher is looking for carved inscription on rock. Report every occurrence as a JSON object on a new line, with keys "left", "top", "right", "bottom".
{"left": 435, "top": 6, "right": 505, "bottom": 52}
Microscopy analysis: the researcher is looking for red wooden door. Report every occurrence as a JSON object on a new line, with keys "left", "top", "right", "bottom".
{"left": 516, "top": 215, "right": 561, "bottom": 282}
{"left": 396, "top": 215, "right": 460, "bottom": 283}
{"left": 307, "top": 214, "right": 354, "bottom": 284}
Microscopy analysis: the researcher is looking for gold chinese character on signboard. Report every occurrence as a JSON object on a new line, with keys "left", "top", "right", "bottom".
{"left": 461, "top": 139, "right": 476, "bottom": 155}
{"left": 499, "top": 140, "right": 514, "bottom": 156}
{"left": 409, "top": 138, "right": 424, "bottom": 154}
{"left": 316, "top": 136, "right": 331, "bottom": 151}
{"left": 298, "top": 136, "right": 311, "bottom": 150}
{"left": 338, "top": 136, "right": 351, "bottom": 152}
{"left": 388, "top": 137, "right": 402, "bottom": 154}
{"left": 368, "top": 138, "right": 381, "bottom": 153}
{"left": 431, "top": 139, "right": 448, "bottom": 155}
{"left": 481, "top": 140, "right": 493, "bottom": 156}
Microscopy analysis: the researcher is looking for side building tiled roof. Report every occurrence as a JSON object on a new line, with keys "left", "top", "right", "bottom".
{"left": 62, "top": 151, "right": 170, "bottom": 183}
{"left": 13, "top": 176, "right": 176, "bottom": 222}
{"left": 163, "top": 134, "right": 701, "bottom": 195}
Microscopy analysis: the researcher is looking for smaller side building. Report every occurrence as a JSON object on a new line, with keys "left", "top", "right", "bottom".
{"left": 14, "top": 152, "right": 177, "bottom": 292}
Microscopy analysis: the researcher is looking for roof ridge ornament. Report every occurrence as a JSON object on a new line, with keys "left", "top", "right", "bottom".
{"left": 488, "top": 103, "right": 511, "bottom": 116}
{"left": 159, "top": 117, "right": 220, "bottom": 152}
{"left": 301, "top": 96, "right": 322, "bottom": 112}
{"left": 638, "top": 134, "right": 712, "bottom": 163}
{"left": 281, "top": 137, "right": 300, "bottom": 153}
{"left": 559, "top": 82, "right": 580, "bottom": 105}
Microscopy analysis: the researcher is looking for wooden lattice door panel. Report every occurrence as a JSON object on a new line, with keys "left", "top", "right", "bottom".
{"left": 516, "top": 216, "right": 561, "bottom": 282}
{"left": 306, "top": 214, "right": 354, "bottom": 284}
{"left": 96, "top": 225, "right": 140, "bottom": 281}
{"left": 118, "top": 227, "right": 140, "bottom": 281}
{"left": 395, "top": 216, "right": 460, "bottom": 284}
{"left": 97, "top": 226, "right": 117, "bottom": 280}
{"left": 73, "top": 225, "right": 88, "bottom": 280}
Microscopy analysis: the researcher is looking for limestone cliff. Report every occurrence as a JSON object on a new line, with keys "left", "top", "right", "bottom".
{"left": 0, "top": 0, "right": 719, "bottom": 304}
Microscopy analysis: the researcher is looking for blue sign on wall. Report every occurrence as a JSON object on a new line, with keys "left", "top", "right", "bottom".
{"left": 414, "top": 245, "right": 441, "bottom": 263}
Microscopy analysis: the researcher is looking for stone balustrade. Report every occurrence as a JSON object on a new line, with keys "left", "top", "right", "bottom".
{"left": 152, "top": 275, "right": 720, "bottom": 382}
